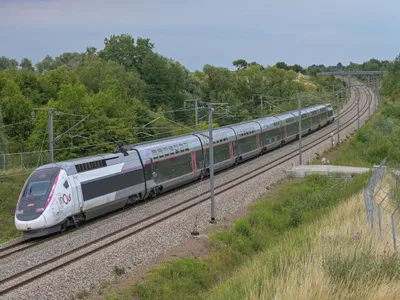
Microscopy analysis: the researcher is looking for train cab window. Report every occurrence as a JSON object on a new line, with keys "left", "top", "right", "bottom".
{"left": 158, "top": 148, "right": 164, "bottom": 158}
{"left": 25, "top": 180, "right": 50, "bottom": 196}
{"left": 152, "top": 150, "right": 158, "bottom": 159}
{"left": 63, "top": 180, "right": 69, "bottom": 189}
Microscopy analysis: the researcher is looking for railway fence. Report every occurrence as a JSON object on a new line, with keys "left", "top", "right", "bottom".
{"left": 0, "top": 151, "right": 50, "bottom": 172}
{"left": 361, "top": 157, "right": 400, "bottom": 254}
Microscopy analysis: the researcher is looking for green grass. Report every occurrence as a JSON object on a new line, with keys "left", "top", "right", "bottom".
{"left": 98, "top": 173, "right": 370, "bottom": 300}
{"left": 0, "top": 172, "right": 29, "bottom": 242}
{"left": 314, "top": 98, "right": 400, "bottom": 167}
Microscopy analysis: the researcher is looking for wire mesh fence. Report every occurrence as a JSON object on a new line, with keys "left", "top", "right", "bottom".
{"left": 0, "top": 151, "right": 50, "bottom": 173}
{"left": 362, "top": 157, "right": 400, "bottom": 253}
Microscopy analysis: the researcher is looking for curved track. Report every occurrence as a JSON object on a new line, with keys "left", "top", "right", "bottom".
{"left": 0, "top": 84, "right": 373, "bottom": 296}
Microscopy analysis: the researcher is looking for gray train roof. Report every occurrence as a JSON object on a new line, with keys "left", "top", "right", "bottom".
{"left": 36, "top": 103, "right": 332, "bottom": 170}
{"left": 129, "top": 134, "right": 200, "bottom": 151}
{"left": 228, "top": 120, "right": 262, "bottom": 133}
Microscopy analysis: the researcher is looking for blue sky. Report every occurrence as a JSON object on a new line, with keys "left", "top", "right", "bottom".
{"left": 0, "top": 0, "right": 398, "bottom": 71}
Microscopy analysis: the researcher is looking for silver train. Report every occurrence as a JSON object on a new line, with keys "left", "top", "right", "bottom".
{"left": 15, "top": 104, "right": 334, "bottom": 238}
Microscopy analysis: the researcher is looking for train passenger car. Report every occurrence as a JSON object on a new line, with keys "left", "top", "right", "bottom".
{"left": 132, "top": 134, "right": 203, "bottom": 196}
{"left": 303, "top": 105, "right": 325, "bottom": 131}
{"left": 254, "top": 116, "right": 284, "bottom": 152}
{"left": 274, "top": 112, "right": 299, "bottom": 144}
{"left": 228, "top": 121, "right": 262, "bottom": 162}
{"left": 194, "top": 127, "right": 236, "bottom": 173}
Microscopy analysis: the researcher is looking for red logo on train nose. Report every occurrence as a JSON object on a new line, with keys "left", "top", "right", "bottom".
{"left": 27, "top": 203, "right": 35, "bottom": 207}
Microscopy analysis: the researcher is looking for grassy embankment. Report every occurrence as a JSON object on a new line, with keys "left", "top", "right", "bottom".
{"left": 85, "top": 100, "right": 400, "bottom": 299}
{"left": 88, "top": 173, "right": 370, "bottom": 300}
{"left": 0, "top": 171, "right": 28, "bottom": 242}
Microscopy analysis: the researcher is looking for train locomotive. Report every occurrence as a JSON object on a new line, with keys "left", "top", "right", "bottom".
{"left": 15, "top": 104, "right": 334, "bottom": 238}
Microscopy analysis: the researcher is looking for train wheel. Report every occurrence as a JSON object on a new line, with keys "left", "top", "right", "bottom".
{"left": 60, "top": 220, "right": 68, "bottom": 233}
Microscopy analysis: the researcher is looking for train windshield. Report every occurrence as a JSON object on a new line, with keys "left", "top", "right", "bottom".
{"left": 25, "top": 180, "right": 51, "bottom": 197}
{"left": 16, "top": 167, "right": 60, "bottom": 221}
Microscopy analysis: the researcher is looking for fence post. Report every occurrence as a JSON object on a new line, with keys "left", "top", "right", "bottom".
{"left": 378, "top": 194, "right": 388, "bottom": 239}
{"left": 391, "top": 205, "right": 400, "bottom": 254}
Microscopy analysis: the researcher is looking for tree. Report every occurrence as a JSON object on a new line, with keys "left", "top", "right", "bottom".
{"left": 0, "top": 107, "right": 8, "bottom": 156}
{"left": 36, "top": 55, "right": 55, "bottom": 74}
{"left": 86, "top": 47, "right": 97, "bottom": 56}
{"left": 290, "top": 64, "right": 304, "bottom": 73}
{"left": 20, "top": 58, "right": 35, "bottom": 72}
{"left": 0, "top": 79, "right": 33, "bottom": 151}
{"left": 53, "top": 52, "right": 83, "bottom": 69}
{"left": 75, "top": 55, "right": 146, "bottom": 98}
{"left": 275, "top": 62, "right": 288, "bottom": 70}
{"left": 232, "top": 59, "right": 248, "bottom": 70}
{"left": 0, "top": 56, "right": 18, "bottom": 71}
{"left": 140, "top": 53, "right": 187, "bottom": 110}
{"left": 99, "top": 34, "right": 154, "bottom": 71}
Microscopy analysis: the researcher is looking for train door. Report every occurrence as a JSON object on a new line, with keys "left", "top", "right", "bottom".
{"left": 71, "top": 175, "right": 84, "bottom": 214}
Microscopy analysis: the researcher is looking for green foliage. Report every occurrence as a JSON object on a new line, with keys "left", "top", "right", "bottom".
{"left": 334, "top": 104, "right": 400, "bottom": 166}
{"left": 129, "top": 258, "right": 216, "bottom": 300}
{"left": 0, "top": 107, "right": 8, "bottom": 155}
{"left": 0, "top": 56, "right": 18, "bottom": 71}
{"left": 0, "top": 173, "right": 28, "bottom": 242}
{"left": 20, "top": 58, "right": 34, "bottom": 72}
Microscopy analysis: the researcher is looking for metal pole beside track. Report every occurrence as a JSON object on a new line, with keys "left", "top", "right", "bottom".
{"left": 357, "top": 89, "right": 360, "bottom": 130}
{"left": 195, "top": 99, "right": 198, "bottom": 132}
{"left": 337, "top": 92, "right": 340, "bottom": 145}
{"left": 48, "top": 108, "right": 54, "bottom": 163}
{"left": 297, "top": 91, "right": 302, "bottom": 165}
{"left": 208, "top": 104, "right": 215, "bottom": 224}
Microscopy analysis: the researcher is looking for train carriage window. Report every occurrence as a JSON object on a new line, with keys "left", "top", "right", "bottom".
{"left": 163, "top": 147, "right": 170, "bottom": 156}
{"left": 152, "top": 150, "right": 158, "bottom": 159}
{"left": 158, "top": 148, "right": 164, "bottom": 158}
{"left": 174, "top": 145, "right": 179, "bottom": 154}
{"left": 184, "top": 143, "right": 189, "bottom": 151}
{"left": 179, "top": 144, "right": 184, "bottom": 152}
{"left": 168, "top": 146, "right": 175, "bottom": 155}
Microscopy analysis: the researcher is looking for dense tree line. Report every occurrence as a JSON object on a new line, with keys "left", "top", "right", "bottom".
{"left": 0, "top": 34, "right": 384, "bottom": 163}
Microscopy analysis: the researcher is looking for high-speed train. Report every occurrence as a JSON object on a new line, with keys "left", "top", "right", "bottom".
{"left": 15, "top": 104, "right": 334, "bottom": 238}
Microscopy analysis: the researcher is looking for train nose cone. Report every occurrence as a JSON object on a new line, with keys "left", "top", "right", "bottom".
{"left": 15, "top": 214, "right": 46, "bottom": 231}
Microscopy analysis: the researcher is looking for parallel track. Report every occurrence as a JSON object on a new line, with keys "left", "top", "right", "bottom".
{"left": 0, "top": 87, "right": 360, "bottom": 259}
{"left": 0, "top": 85, "right": 371, "bottom": 296}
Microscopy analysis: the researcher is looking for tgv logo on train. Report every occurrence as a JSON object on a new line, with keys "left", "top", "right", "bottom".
{"left": 15, "top": 104, "right": 334, "bottom": 239}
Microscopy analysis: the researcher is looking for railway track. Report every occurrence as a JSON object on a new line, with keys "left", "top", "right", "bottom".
{"left": 0, "top": 86, "right": 360, "bottom": 260}
{"left": 0, "top": 84, "right": 372, "bottom": 296}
